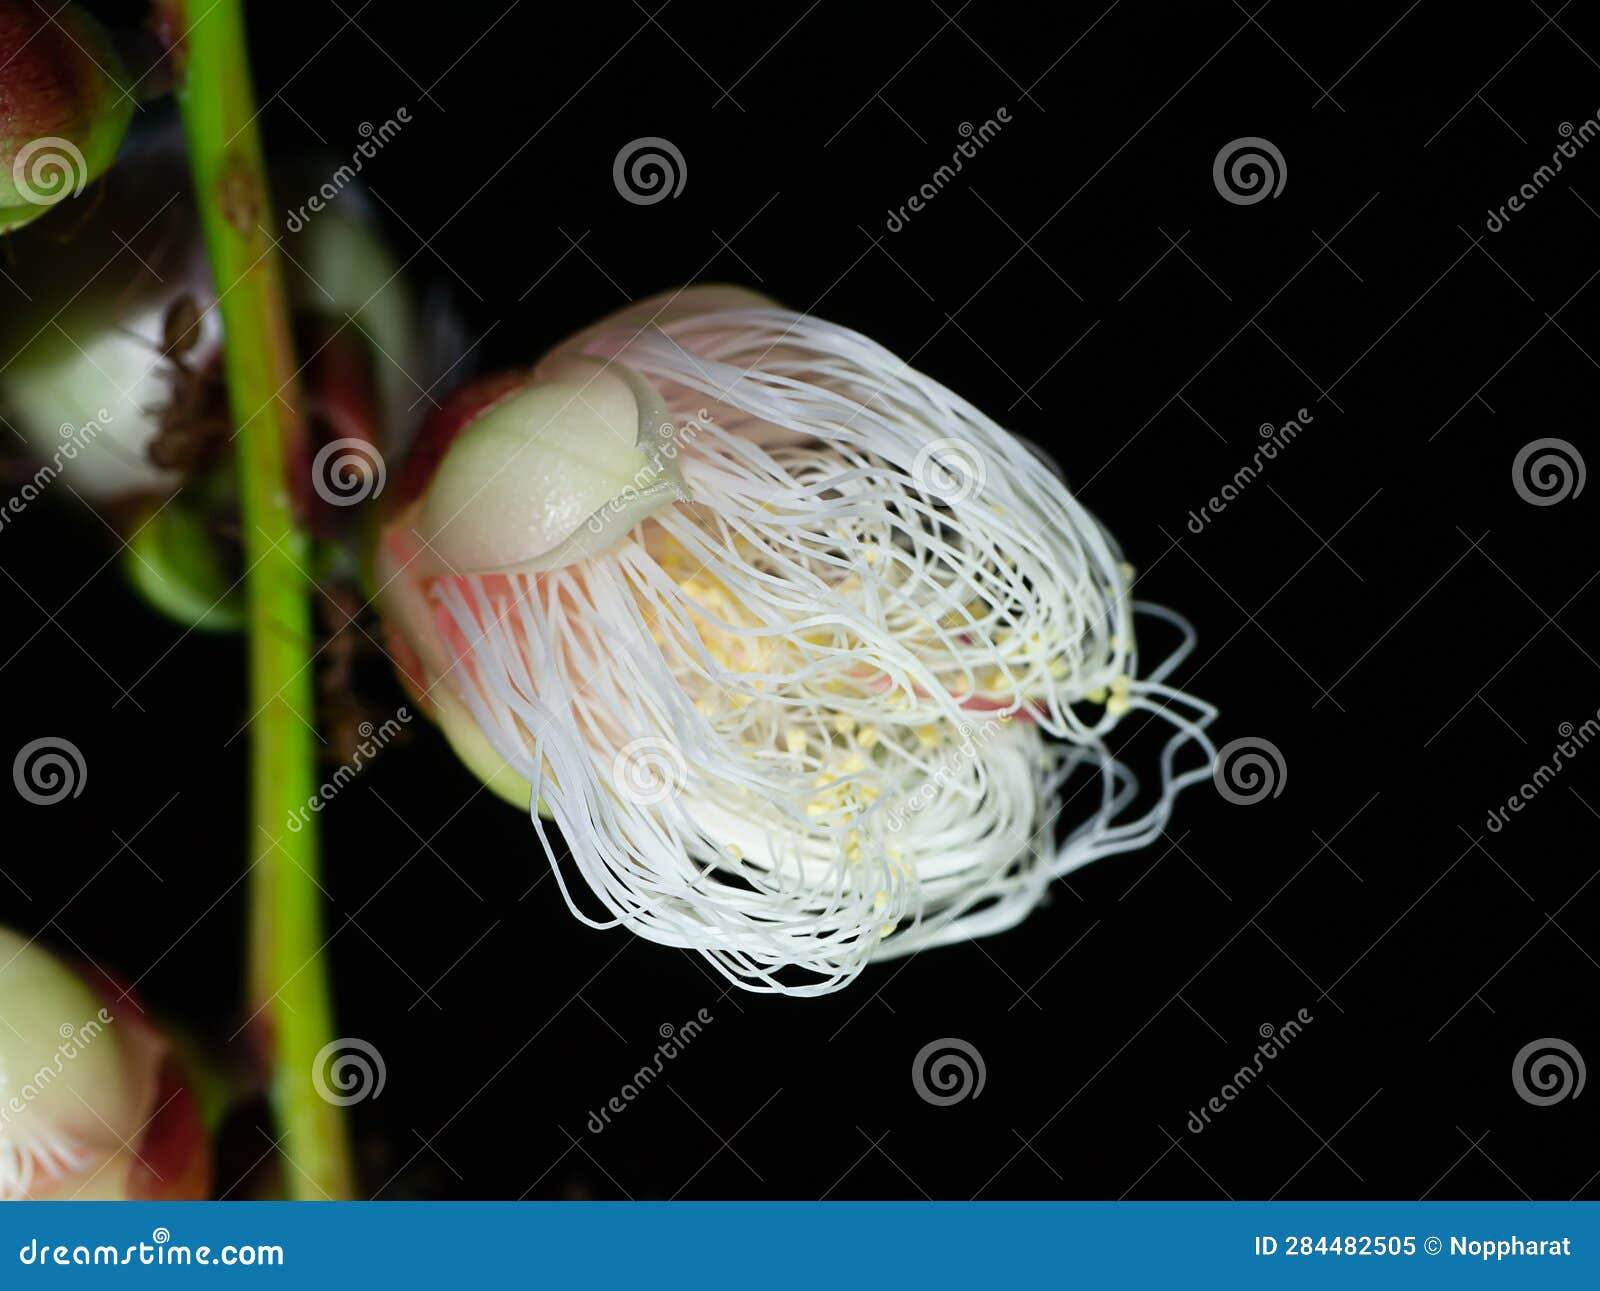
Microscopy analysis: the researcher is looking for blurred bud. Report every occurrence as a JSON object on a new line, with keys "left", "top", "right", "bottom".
{"left": 0, "top": 128, "right": 433, "bottom": 632}
{"left": 0, "top": 0, "right": 133, "bottom": 233}
{"left": 0, "top": 927, "right": 210, "bottom": 1199}
{"left": 0, "top": 138, "right": 218, "bottom": 501}
{"left": 276, "top": 169, "right": 425, "bottom": 463}
{"left": 0, "top": 133, "right": 425, "bottom": 506}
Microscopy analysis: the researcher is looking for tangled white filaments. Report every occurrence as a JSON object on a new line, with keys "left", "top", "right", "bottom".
{"left": 431, "top": 308, "right": 1217, "bottom": 994}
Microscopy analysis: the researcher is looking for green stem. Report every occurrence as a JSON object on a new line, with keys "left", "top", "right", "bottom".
{"left": 171, "top": 0, "right": 354, "bottom": 1199}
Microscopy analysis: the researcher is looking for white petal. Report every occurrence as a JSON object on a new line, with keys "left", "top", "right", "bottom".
{"left": 419, "top": 361, "right": 686, "bottom": 574}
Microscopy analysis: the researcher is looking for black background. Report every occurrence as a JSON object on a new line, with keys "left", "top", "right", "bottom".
{"left": 4, "top": 0, "right": 1597, "bottom": 1199}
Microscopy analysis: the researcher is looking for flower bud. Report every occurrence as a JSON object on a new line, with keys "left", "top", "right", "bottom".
{"left": 0, "top": 927, "right": 209, "bottom": 1199}
{"left": 0, "top": 136, "right": 423, "bottom": 506}
{"left": 0, "top": 142, "right": 213, "bottom": 502}
{"left": 0, "top": 133, "right": 426, "bottom": 637}
{"left": 0, "top": 0, "right": 133, "bottom": 233}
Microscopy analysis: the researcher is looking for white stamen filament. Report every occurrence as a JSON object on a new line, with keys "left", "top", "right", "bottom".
{"left": 426, "top": 307, "right": 1217, "bottom": 994}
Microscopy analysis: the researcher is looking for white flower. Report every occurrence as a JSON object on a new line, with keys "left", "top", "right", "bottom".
{"left": 378, "top": 288, "right": 1216, "bottom": 995}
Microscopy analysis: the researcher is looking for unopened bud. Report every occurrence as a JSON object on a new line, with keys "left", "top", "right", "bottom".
{"left": 0, "top": 0, "right": 133, "bottom": 232}
{"left": 0, "top": 926, "right": 209, "bottom": 1199}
